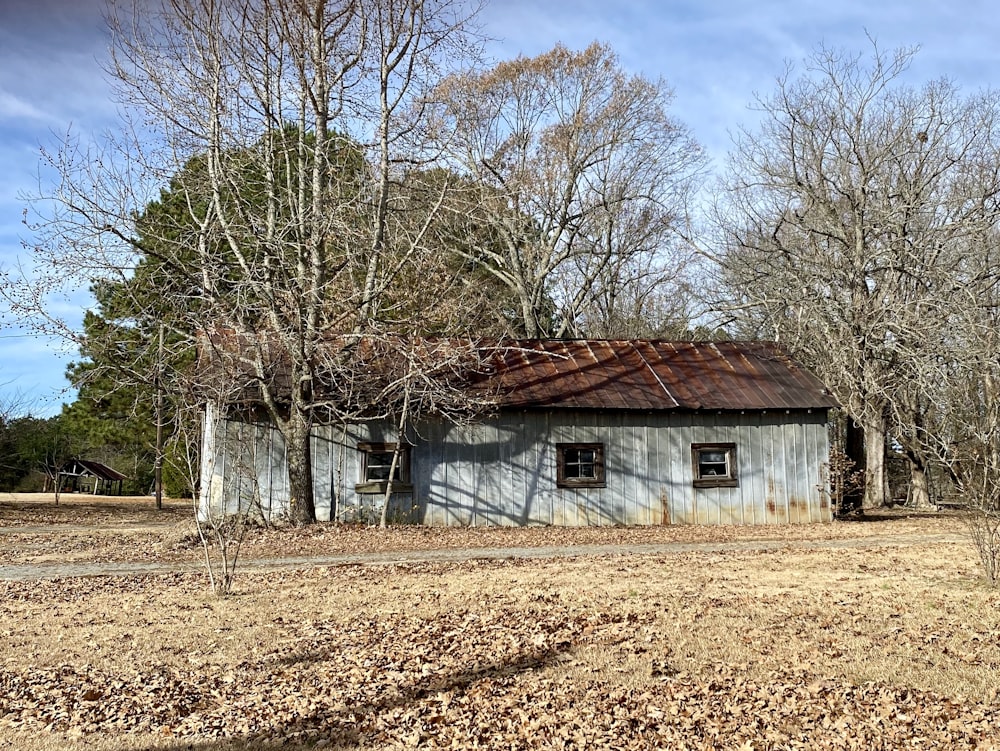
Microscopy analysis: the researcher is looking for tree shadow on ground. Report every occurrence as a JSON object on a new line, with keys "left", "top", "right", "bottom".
{"left": 835, "top": 506, "right": 952, "bottom": 523}
{"left": 130, "top": 642, "right": 573, "bottom": 751}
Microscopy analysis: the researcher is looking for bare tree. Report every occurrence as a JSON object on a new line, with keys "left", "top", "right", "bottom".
{"left": 162, "top": 355, "right": 270, "bottom": 596}
{"left": 563, "top": 249, "right": 702, "bottom": 339}
{"left": 370, "top": 337, "right": 496, "bottom": 527}
{"left": 427, "top": 42, "right": 705, "bottom": 338}
{"left": 6, "top": 0, "right": 483, "bottom": 526}
{"left": 888, "top": 246, "right": 1000, "bottom": 581}
{"left": 711, "top": 41, "right": 1000, "bottom": 510}
{"left": 0, "top": 388, "right": 35, "bottom": 426}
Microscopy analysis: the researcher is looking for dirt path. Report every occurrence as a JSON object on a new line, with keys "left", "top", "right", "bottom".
{"left": 0, "top": 524, "right": 180, "bottom": 535}
{"left": 0, "top": 532, "right": 968, "bottom": 582}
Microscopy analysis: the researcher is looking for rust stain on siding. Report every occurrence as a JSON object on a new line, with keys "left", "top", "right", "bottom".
{"left": 788, "top": 496, "right": 808, "bottom": 524}
{"left": 669, "top": 505, "right": 693, "bottom": 524}
{"left": 551, "top": 503, "right": 577, "bottom": 527}
{"left": 765, "top": 477, "right": 788, "bottom": 523}
{"left": 657, "top": 489, "right": 671, "bottom": 525}
{"left": 716, "top": 503, "right": 743, "bottom": 525}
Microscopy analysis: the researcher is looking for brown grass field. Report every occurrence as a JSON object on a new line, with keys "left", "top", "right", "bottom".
{"left": 1, "top": 493, "right": 998, "bottom": 749}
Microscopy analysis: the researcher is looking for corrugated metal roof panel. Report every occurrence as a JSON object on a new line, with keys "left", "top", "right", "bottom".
{"left": 203, "top": 329, "right": 837, "bottom": 413}
{"left": 59, "top": 459, "right": 128, "bottom": 482}
{"left": 486, "top": 340, "right": 837, "bottom": 412}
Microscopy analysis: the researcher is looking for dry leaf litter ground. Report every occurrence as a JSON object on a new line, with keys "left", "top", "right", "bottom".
{"left": 0, "top": 493, "right": 998, "bottom": 750}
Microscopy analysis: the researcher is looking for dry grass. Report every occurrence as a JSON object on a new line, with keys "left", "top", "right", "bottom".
{"left": 0, "top": 496, "right": 997, "bottom": 749}
{"left": 0, "top": 492, "right": 190, "bottom": 524}
{"left": 0, "top": 492, "right": 971, "bottom": 564}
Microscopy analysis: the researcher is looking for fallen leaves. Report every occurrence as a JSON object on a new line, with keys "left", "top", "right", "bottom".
{"left": 0, "top": 567, "right": 998, "bottom": 749}
{"left": 0, "top": 495, "right": 970, "bottom": 569}
{"left": 0, "top": 499, "right": 996, "bottom": 749}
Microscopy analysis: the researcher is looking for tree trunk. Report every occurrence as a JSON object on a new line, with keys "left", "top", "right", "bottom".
{"left": 842, "top": 418, "right": 866, "bottom": 513}
{"left": 900, "top": 404, "right": 934, "bottom": 510}
{"left": 906, "top": 449, "right": 933, "bottom": 510}
{"left": 198, "top": 400, "right": 218, "bottom": 517}
{"left": 521, "top": 293, "right": 540, "bottom": 338}
{"left": 154, "top": 408, "right": 164, "bottom": 509}
{"left": 154, "top": 323, "right": 164, "bottom": 510}
{"left": 863, "top": 420, "right": 888, "bottom": 510}
{"left": 379, "top": 442, "right": 402, "bottom": 530}
{"left": 285, "top": 408, "right": 316, "bottom": 525}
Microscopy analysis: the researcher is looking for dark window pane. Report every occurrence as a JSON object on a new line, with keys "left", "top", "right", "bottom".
{"left": 368, "top": 465, "right": 392, "bottom": 480}
{"left": 697, "top": 449, "right": 730, "bottom": 478}
{"left": 691, "top": 443, "right": 737, "bottom": 486}
{"left": 366, "top": 451, "right": 400, "bottom": 481}
{"left": 371, "top": 451, "right": 394, "bottom": 465}
{"left": 564, "top": 447, "right": 596, "bottom": 478}
{"left": 557, "top": 443, "right": 604, "bottom": 487}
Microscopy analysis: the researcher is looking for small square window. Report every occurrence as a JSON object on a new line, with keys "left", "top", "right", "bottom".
{"left": 557, "top": 443, "right": 605, "bottom": 488}
{"left": 357, "top": 442, "right": 412, "bottom": 493}
{"left": 692, "top": 443, "right": 737, "bottom": 487}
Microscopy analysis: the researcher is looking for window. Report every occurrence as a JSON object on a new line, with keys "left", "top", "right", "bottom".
{"left": 557, "top": 443, "right": 605, "bottom": 488}
{"left": 692, "top": 443, "right": 737, "bottom": 487}
{"left": 356, "top": 442, "right": 412, "bottom": 493}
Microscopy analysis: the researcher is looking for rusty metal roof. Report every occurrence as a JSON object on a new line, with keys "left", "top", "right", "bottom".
{"left": 202, "top": 329, "right": 836, "bottom": 413}
{"left": 59, "top": 459, "right": 128, "bottom": 482}
{"left": 485, "top": 340, "right": 837, "bottom": 412}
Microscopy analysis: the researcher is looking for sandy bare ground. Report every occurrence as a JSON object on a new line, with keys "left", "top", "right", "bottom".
{"left": 0, "top": 494, "right": 997, "bottom": 749}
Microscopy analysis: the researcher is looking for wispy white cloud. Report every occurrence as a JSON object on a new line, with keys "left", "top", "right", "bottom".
{"left": 0, "top": 91, "right": 54, "bottom": 124}
{"left": 482, "top": 0, "right": 1000, "bottom": 162}
{"left": 0, "top": 48, "right": 114, "bottom": 139}
{"left": 0, "top": 0, "right": 108, "bottom": 413}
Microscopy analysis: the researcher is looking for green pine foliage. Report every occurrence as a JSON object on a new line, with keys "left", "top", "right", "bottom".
{"left": 56, "top": 129, "right": 523, "bottom": 498}
{"left": 0, "top": 413, "right": 79, "bottom": 492}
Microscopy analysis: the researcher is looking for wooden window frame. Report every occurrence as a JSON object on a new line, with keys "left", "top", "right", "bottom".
{"left": 691, "top": 442, "right": 738, "bottom": 488}
{"left": 356, "top": 442, "right": 413, "bottom": 494}
{"left": 557, "top": 443, "right": 606, "bottom": 489}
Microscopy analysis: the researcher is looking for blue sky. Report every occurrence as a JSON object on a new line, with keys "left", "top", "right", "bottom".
{"left": 2, "top": 0, "right": 1000, "bottom": 416}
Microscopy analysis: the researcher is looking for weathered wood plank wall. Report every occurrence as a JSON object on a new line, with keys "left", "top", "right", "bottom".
{"left": 200, "top": 408, "right": 832, "bottom": 525}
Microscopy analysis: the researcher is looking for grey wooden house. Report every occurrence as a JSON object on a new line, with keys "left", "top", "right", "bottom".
{"left": 199, "top": 340, "right": 838, "bottom": 526}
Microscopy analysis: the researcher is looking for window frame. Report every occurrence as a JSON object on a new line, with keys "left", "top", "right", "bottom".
{"left": 356, "top": 442, "right": 413, "bottom": 494}
{"left": 556, "top": 442, "right": 606, "bottom": 489}
{"left": 691, "top": 442, "right": 738, "bottom": 488}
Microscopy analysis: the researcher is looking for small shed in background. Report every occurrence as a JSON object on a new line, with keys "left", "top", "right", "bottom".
{"left": 58, "top": 459, "right": 127, "bottom": 496}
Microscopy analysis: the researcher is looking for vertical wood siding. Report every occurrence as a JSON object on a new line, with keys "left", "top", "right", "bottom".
{"left": 201, "top": 408, "right": 832, "bottom": 525}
